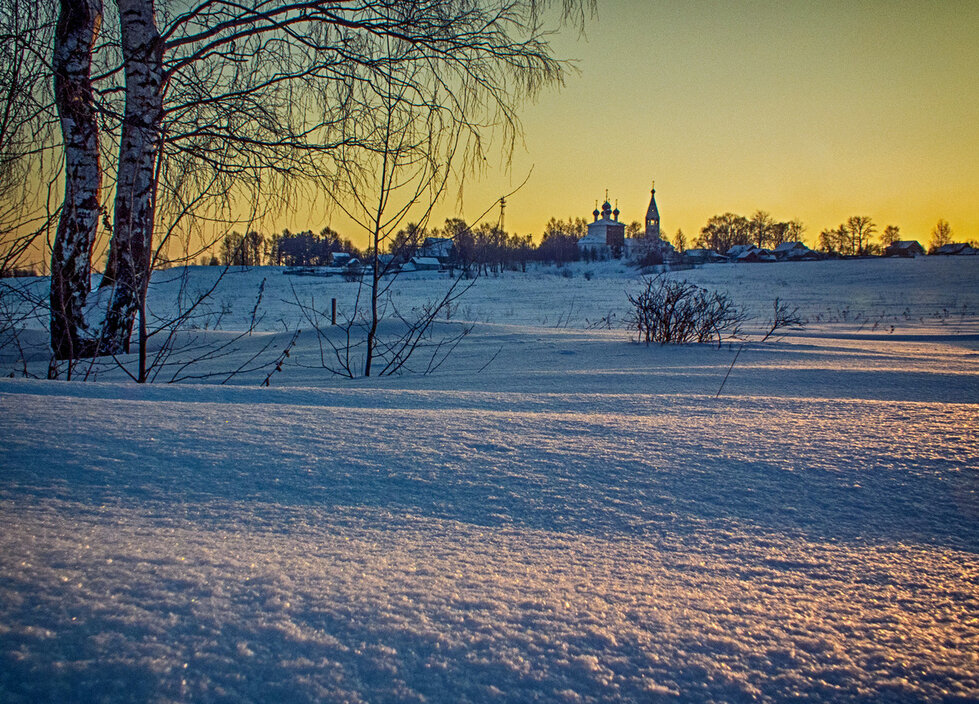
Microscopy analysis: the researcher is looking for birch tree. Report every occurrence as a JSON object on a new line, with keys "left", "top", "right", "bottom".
{"left": 50, "top": 0, "right": 103, "bottom": 359}
{"left": 48, "top": 0, "right": 594, "bottom": 368}
{"left": 98, "top": 0, "right": 165, "bottom": 356}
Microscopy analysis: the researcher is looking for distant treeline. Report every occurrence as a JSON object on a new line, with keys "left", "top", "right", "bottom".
{"left": 205, "top": 217, "right": 628, "bottom": 270}
{"left": 202, "top": 214, "right": 970, "bottom": 269}
{"left": 205, "top": 228, "right": 363, "bottom": 267}
{"left": 689, "top": 212, "right": 972, "bottom": 256}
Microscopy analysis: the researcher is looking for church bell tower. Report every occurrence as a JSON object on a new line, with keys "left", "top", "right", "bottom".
{"left": 645, "top": 182, "right": 660, "bottom": 239}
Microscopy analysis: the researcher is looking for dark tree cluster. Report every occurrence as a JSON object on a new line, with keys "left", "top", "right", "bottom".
{"left": 818, "top": 216, "right": 881, "bottom": 256}
{"left": 383, "top": 216, "right": 592, "bottom": 272}
{"left": 532, "top": 217, "right": 588, "bottom": 264}
{"left": 451, "top": 222, "right": 535, "bottom": 274}
{"left": 206, "top": 215, "right": 586, "bottom": 272}
{"left": 382, "top": 219, "right": 533, "bottom": 275}
{"left": 219, "top": 232, "right": 264, "bottom": 267}
{"left": 209, "top": 228, "right": 362, "bottom": 267}
{"left": 695, "top": 211, "right": 805, "bottom": 253}
{"left": 268, "top": 228, "right": 361, "bottom": 267}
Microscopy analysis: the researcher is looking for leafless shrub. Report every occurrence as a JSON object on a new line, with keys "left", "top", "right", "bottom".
{"left": 760, "top": 297, "right": 805, "bottom": 342}
{"left": 291, "top": 276, "right": 475, "bottom": 379}
{"left": 627, "top": 276, "right": 746, "bottom": 347}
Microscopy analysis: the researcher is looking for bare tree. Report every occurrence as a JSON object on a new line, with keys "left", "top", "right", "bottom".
{"left": 387, "top": 223, "right": 425, "bottom": 261}
{"left": 43, "top": 0, "right": 594, "bottom": 374}
{"left": 97, "top": 0, "right": 166, "bottom": 357}
{"left": 748, "top": 210, "right": 774, "bottom": 248}
{"left": 672, "top": 228, "right": 686, "bottom": 254}
{"left": 295, "top": 65, "right": 525, "bottom": 378}
{"left": 818, "top": 225, "right": 846, "bottom": 255}
{"left": 696, "top": 212, "right": 750, "bottom": 254}
{"left": 784, "top": 218, "right": 806, "bottom": 245}
{"left": 818, "top": 217, "right": 876, "bottom": 256}
{"left": 845, "top": 215, "right": 876, "bottom": 256}
{"left": 328, "top": 66, "right": 462, "bottom": 377}
{"left": 929, "top": 218, "right": 953, "bottom": 253}
{"left": 881, "top": 224, "right": 901, "bottom": 246}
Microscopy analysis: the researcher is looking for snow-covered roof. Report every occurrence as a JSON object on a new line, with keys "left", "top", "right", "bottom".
{"left": 578, "top": 233, "right": 609, "bottom": 245}
{"left": 587, "top": 218, "right": 625, "bottom": 229}
{"left": 736, "top": 248, "right": 775, "bottom": 261}
{"left": 726, "top": 244, "right": 757, "bottom": 257}
{"left": 934, "top": 243, "right": 976, "bottom": 255}
{"left": 773, "top": 241, "right": 808, "bottom": 253}
{"left": 783, "top": 248, "right": 821, "bottom": 260}
{"left": 684, "top": 248, "right": 727, "bottom": 260}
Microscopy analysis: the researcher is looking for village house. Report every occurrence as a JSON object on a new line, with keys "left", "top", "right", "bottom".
{"left": 726, "top": 244, "right": 776, "bottom": 262}
{"left": 773, "top": 241, "right": 820, "bottom": 261}
{"left": 884, "top": 240, "right": 925, "bottom": 258}
{"left": 683, "top": 248, "right": 728, "bottom": 264}
{"left": 330, "top": 252, "right": 355, "bottom": 267}
{"left": 933, "top": 243, "right": 977, "bottom": 256}
{"left": 417, "top": 237, "right": 454, "bottom": 262}
{"left": 404, "top": 256, "right": 442, "bottom": 271}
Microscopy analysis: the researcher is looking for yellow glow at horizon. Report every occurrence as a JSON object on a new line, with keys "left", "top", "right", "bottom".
{"left": 280, "top": 0, "right": 978, "bottom": 250}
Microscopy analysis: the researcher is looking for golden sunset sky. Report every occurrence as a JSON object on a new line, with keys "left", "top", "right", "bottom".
{"left": 329, "top": 0, "right": 977, "bottom": 249}
{"left": 256, "top": 0, "right": 979, "bottom": 253}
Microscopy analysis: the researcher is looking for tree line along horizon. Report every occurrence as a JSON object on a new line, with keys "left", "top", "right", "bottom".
{"left": 202, "top": 212, "right": 970, "bottom": 269}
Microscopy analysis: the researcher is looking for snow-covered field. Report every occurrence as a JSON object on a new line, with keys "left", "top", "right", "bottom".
{"left": 1, "top": 257, "right": 977, "bottom": 702}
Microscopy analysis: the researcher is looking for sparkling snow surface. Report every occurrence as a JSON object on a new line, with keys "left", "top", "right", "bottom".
{"left": 1, "top": 258, "right": 977, "bottom": 702}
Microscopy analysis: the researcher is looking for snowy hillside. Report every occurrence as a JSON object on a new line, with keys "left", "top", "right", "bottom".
{"left": 1, "top": 257, "right": 977, "bottom": 702}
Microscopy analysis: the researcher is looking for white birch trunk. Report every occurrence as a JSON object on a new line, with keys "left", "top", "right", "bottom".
{"left": 50, "top": 0, "right": 102, "bottom": 360}
{"left": 100, "top": 0, "right": 163, "bottom": 354}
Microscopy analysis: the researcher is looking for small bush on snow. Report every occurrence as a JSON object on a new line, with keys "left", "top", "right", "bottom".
{"left": 627, "top": 275, "right": 746, "bottom": 347}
